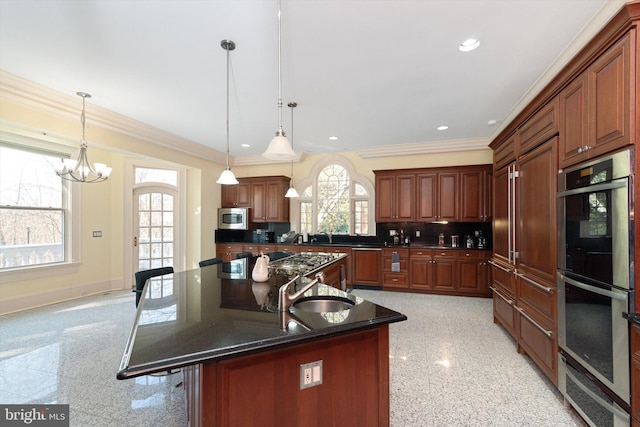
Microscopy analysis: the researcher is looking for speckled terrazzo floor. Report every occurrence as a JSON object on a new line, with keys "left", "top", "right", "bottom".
{"left": 0, "top": 289, "right": 586, "bottom": 426}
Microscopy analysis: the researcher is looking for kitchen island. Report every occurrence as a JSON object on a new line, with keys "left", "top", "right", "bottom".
{"left": 117, "top": 254, "right": 406, "bottom": 426}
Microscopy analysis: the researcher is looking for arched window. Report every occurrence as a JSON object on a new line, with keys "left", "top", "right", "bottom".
{"left": 293, "top": 156, "right": 373, "bottom": 235}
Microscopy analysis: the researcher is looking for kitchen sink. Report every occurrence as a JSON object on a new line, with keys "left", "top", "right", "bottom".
{"left": 292, "top": 296, "right": 355, "bottom": 313}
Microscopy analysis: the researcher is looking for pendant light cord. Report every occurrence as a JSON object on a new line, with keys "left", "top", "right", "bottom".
{"left": 277, "top": 0, "right": 284, "bottom": 135}
{"left": 226, "top": 42, "right": 231, "bottom": 168}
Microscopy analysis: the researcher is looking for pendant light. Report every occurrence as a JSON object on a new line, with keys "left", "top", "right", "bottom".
{"left": 54, "top": 92, "right": 112, "bottom": 183}
{"left": 284, "top": 102, "right": 299, "bottom": 198}
{"left": 216, "top": 39, "right": 239, "bottom": 185}
{"left": 263, "top": 0, "right": 297, "bottom": 161}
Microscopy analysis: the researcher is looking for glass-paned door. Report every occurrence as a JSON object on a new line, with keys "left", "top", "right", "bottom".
{"left": 134, "top": 186, "right": 176, "bottom": 271}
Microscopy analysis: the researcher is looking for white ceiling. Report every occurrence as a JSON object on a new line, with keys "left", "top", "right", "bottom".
{"left": 0, "top": 0, "right": 623, "bottom": 161}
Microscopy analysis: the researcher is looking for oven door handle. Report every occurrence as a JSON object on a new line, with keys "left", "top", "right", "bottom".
{"left": 563, "top": 358, "right": 631, "bottom": 421}
{"left": 562, "top": 275, "right": 627, "bottom": 300}
{"left": 557, "top": 180, "right": 627, "bottom": 198}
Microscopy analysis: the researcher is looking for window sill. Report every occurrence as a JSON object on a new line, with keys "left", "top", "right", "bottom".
{"left": 0, "top": 262, "right": 81, "bottom": 284}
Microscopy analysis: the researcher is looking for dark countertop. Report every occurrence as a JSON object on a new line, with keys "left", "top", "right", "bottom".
{"left": 117, "top": 257, "right": 407, "bottom": 379}
{"left": 220, "top": 241, "right": 491, "bottom": 251}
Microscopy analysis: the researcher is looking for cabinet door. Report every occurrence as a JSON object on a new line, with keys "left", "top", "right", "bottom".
{"left": 492, "top": 165, "right": 511, "bottom": 264}
{"left": 432, "top": 251, "right": 456, "bottom": 291}
{"left": 460, "top": 170, "right": 483, "bottom": 222}
{"left": 416, "top": 173, "right": 436, "bottom": 221}
{"left": 264, "top": 179, "right": 287, "bottom": 222}
{"left": 375, "top": 175, "right": 395, "bottom": 222}
{"left": 352, "top": 249, "right": 382, "bottom": 286}
{"left": 437, "top": 172, "right": 459, "bottom": 221}
{"left": 396, "top": 174, "right": 415, "bottom": 221}
{"left": 517, "top": 98, "right": 558, "bottom": 155}
{"left": 409, "top": 249, "right": 432, "bottom": 289}
{"left": 517, "top": 309, "right": 556, "bottom": 385}
{"left": 559, "top": 73, "right": 588, "bottom": 168}
{"left": 587, "top": 32, "right": 631, "bottom": 158}
{"left": 221, "top": 179, "right": 251, "bottom": 207}
{"left": 458, "top": 251, "right": 488, "bottom": 294}
{"left": 250, "top": 181, "right": 266, "bottom": 222}
{"left": 516, "top": 137, "right": 557, "bottom": 285}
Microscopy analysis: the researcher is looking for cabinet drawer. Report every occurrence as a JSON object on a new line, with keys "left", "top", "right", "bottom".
{"left": 258, "top": 245, "right": 277, "bottom": 254}
{"left": 409, "top": 249, "right": 431, "bottom": 257}
{"left": 517, "top": 275, "right": 556, "bottom": 325}
{"left": 490, "top": 261, "right": 515, "bottom": 296}
{"left": 243, "top": 244, "right": 259, "bottom": 253}
{"left": 517, "top": 309, "right": 556, "bottom": 385}
{"left": 383, "top": 272, "right": 407, "bottom": 288}
{"left": 492, "top": 287, "right": 516, "bottom": 339}
{"left": 433, "top": 250, "right": 455, "bottom": 258}
{"left": 276, "top": 245, "right": 300, "bottom": 253}
{"left": 458, "top": 250, "right": 482, "bottom": 259}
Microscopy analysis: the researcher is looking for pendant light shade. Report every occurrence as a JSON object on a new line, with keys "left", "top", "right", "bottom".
{"left": 217, "top": 39, "right": 239, "bottom": 185}
{"left": 263, "top": 0, "right": 297, "bottom": 161}
{"left": 54, "top": 92, "right": 112, "bottom": 183}
{"left": 284, "top": 101, "right": 299, "bottom": 198}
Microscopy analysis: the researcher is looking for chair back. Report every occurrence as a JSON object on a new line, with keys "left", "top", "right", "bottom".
{"left": 133, "top": 266, "right": 174, "bottom": 307}
{"left": 199, "top": 257, "right": 223, "bottom": 267}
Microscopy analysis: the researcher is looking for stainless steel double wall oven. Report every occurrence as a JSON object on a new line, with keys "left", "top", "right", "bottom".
{"left": 557, "top": 149, "right": 634, "bottom": 426}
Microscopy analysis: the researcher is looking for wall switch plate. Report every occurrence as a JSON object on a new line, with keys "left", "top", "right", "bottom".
{"left": 92, "top": 231, "right": 102, "bottom": 237}
{"left": 300, "top": 360, "right": 323, "bottom": 389}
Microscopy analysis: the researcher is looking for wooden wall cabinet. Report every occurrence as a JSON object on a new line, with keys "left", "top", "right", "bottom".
{"left": 221, "top": 178, "right": 251, "bottom": 208}
{"left": 375, "top": 173, "right": 416, "bottom": 222}
{"left": 376, "top": 165, "right": 491, "bottom": 223}
{"left": 559, "top": 32, "right": 632, "bottom": 168}
{"left": 251, "top": 176, "right": 290, "bottom": 223}
{"left": 221, "top": 176, "right": 290, "bottom": 222}
{"left": 517, "top": 97, "right": 559, "bottom": 154}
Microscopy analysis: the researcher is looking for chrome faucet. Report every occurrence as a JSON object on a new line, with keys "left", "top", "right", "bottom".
{"left": 319, "top": 231, "right": 332, "bottom": 244}
{"left": 278, "top": 272, "right": 326, "bottom": 311}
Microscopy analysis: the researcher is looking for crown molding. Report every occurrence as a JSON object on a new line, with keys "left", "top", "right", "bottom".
{"left": 0, "top": 70, "right": 227, "bottom": 165}
{"left": 355, "top": 137, "right": 491, "bottom": 159}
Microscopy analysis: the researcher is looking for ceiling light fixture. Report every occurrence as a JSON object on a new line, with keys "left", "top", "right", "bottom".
{"left": 216, "top": 39, "right": 239, "bottom": 185}
{"left": 263, "top": 0, "right": 297, "bottom": 161}
{"left": 329, "top": 136, "right": 339, "bottom": 141}
{"left": 284, "top": 102, "right": 299, "bottom": 198}
{"left": 459, "top": 38, "right": 480, "bottom": 52}
{"left": 54, "top": 92, "right": 112, "bottom": 183}
{"left": 437, "top": 125, "right": 449, "bottom": 131}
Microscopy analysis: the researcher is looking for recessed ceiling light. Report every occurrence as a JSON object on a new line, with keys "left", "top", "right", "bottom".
{"left": 459, "top": 38, "right": 480, "bottom": 52}
{"left": 329, "top": 136, "right": 339, "bottom": 141}
{"left": 241, "top": 143, "right": 251, "bottom": 148}
{"left": 437, "top": 125, "right": 449, "bottom": 131}
{"left": 487, "top": 120, "right": 498, "bottom": 126}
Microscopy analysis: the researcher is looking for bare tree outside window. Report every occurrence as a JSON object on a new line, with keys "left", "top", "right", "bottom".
{"left": 0, "top": 145, "right": 66, "bottom": 268}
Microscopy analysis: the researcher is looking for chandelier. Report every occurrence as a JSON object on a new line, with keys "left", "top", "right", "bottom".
{"left": 263, "top": 0, "right": 297, "bottom": 161}
{"left": 55, "top": 92, "right": 112, "bottom": 183}
{"left": 216, "top": 39, "right": 239, "bottom": 185}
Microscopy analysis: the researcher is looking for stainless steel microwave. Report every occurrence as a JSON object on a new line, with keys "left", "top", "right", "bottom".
{"left": 218, "top": 207, "right": 250, "bottom": 230}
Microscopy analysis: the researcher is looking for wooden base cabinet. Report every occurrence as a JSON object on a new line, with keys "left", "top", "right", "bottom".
{"left": 382, "top": 248, "right": 409, "bottom": 289}
{"left": 183, "top": 327, "right": 391, "bottom": 427}
{"left": 352, "top": 248, "right": 382, "bottom": 286}
{"left": 631, "top": 323, "right": 640, "bottom": 425}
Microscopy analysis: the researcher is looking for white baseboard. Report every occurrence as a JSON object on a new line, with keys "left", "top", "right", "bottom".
{"left": 0, "top": 278, "right": 127, "bottom": 315}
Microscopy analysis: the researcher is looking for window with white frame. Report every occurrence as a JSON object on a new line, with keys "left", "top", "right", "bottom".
{"left": 294, "top": 157, "right": 373, "bottom": 235}
{"left": 0, "top": 143, "right": 72, "bottom": 269}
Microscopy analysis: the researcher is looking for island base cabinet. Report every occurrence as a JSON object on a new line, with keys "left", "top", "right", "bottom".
{"left": 185, "top": 326, "right": 390, "bottom": 427}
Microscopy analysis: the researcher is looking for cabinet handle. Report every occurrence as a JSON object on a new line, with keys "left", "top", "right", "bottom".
{"left": 488, "top": 260, "right": 511, "bottom": 273}
{"left": 515, "top": 272, "right": 553, "bottom": 294}
{"left": 489, "top": 286, "right": 513, "bottom": 305}
{"left": 514, "top": 306, "right": 552, "bottom": 338}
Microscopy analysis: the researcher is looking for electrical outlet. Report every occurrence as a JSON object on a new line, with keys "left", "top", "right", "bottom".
{"left": 416, "top": 230, "right": 420, "bottom": 238}
{"left": 300, "top": 360, "right": 323, "bottom": 389}
{"left": 92, "top": 231, "right": 102, "bottom": 237}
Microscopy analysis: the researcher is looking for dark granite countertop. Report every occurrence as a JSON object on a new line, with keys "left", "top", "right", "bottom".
{"left": 220, "top": 241, "right": 491, "bottom": 251}
{"left": 117, "top": 256, "right": 407, "bottom": 379}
